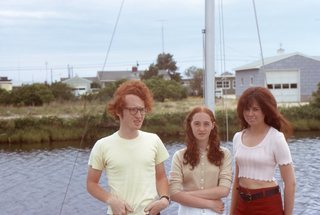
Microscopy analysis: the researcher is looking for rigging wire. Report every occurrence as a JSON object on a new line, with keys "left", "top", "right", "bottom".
{"left": 217, "top": 0, "right": 229, "bottom": 142}
{"left": 58, "top": 1, "right": 126, "bottom": 214}
{"left": 252, "top": 0, "right": 266, "bottom": 86}
{"left": 101, "top": 0, "right": 126, "bottom": 71}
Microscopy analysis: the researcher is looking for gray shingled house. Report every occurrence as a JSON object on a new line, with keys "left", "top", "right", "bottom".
{"left": 234, "top": 52, "right": 320, "bottom": 103}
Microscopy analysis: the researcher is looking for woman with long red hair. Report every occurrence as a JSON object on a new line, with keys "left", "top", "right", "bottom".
{"left": 169, "top": 106, "right": 232, "bottom": 215}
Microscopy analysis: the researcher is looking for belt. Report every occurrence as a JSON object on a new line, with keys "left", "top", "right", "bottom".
{"left": 238, "top": 186, "right": 280, "bottom": 202}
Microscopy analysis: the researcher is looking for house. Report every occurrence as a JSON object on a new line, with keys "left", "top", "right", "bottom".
{"left": 97, "top": 67, "right": 142, "bottom": 88}
{"left": 234, "top": 52, "right": 320, "bottom": 102}
{"left": 61, "top": 76, "right": 93, "bottom": 96}
{"left": 215, "top": 72, "right": 235, "bottom": 98}
{"left": 0, "top": 77, "right": 13, "bottom": 91}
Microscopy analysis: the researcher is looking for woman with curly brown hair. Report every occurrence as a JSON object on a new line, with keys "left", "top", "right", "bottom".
{"left": 169, "top": 106, "right": 232, "bottom": 215}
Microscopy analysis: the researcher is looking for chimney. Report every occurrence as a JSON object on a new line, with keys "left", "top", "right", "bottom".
{"left": 277, "top": 43, "right": 285, "bottom": 55}
{"left": 132, "top": 66, "right": 138, "bottom": 72}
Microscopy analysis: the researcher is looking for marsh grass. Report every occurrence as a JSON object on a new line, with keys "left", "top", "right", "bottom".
{"left": 0, "top": 97, "right": 319, "bottom": 144}
{"left": 0, "top": 97, "right": 237, "bottom": 119}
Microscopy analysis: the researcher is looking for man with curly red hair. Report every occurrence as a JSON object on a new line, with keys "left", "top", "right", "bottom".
{"left": 87, "top": 80, "right": 170, "bottom": 215}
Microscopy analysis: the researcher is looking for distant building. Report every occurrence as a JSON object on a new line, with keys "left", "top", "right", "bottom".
{"left": 158, "top": 69, "right": 171, "bottom": 80}
{"left": 215, "top": 72, "right": 235, "bottom": 98}
{"left": 61, "top": 76, "right": 93, "bottom": 96}
{"left": 235, "top": 52, "right": 320, "bottom": 102}
{"left": 181, "top": 72, "right": 235, "bottom": 97}
{"left": 97, "top": 67, "right": 142, "bottom": 88}
{"left": 60, "top": 67, "right": 142, "bottom": 95}
{"left": 0, "top": 77, "right": 13, "bottom": 91}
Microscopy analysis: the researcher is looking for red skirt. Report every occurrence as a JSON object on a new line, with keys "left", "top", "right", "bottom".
{"left": 235, "top": 186, "right": 284, "bottom": 215}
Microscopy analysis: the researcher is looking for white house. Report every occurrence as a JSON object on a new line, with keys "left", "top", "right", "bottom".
{"left": 0, "top": 77, "right": 13, "bottom": 91}
{"left": 62, "top": 76, "right": 92, "bottom": 96}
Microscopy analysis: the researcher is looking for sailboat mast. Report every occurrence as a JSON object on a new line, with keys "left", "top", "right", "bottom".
{"left": 204, "top": 0, "right": 215, "bottom": 111}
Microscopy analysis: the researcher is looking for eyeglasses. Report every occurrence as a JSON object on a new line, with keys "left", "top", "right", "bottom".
{"left": 124, "top": 107, "right": 146, "bottom": 116}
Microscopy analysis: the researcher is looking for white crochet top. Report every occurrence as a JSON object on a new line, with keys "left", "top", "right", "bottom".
{"left": 233, "top": 127, "right": 293, "bottom": 181}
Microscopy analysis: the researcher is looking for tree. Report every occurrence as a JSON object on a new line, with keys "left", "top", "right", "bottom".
{"left": 0, "top": 88, "right": 10, "bottom": 105}
{"left": 140, "top": 63, "right": 159, "bottom": 80}
{"left": 184, "top": 66, "right": 204, "bottom": 96}
{"left": 11, "top": 83, "right": 54, "bottom": 106}
{"left": 140, "top": 53, "right": 182, "bottom": 82}
{"left": 310, "top": 82, "right": 320, "bottom": 108}
{"left": 144, "top": 77, "right": 187, "bottom": 102}
{"left": 95, "top": 79, "right": 127, "bottom": 102}
{"left": 50, "top": 82, "right": 75, "bottom": 101}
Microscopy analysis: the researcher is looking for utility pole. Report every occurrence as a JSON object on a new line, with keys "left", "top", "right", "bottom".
{"left": 51, "top": 68, "right": 53, "bottom": 84}
{"left": 45, "top": 61, "right": 48, "bottom": 84}
{"left": 158, "top": 19, "right": 166, "bottom": 53}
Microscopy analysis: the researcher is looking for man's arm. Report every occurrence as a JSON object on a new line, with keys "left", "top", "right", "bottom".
{"left": 86, "top": 166, "right": 133, "bottom": 214}
{"left": 86, "top": 167, "right": 110, "bottom": 203}
{"left": 144, "top": 162, "right": 169, "bottom": 215}
{"left": 155, "top": 162, "right": 169, "bottom": 198}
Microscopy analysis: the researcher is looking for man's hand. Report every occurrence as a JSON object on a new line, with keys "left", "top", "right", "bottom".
{"left": 107, "top": 196, "right": 133, "bottom": 215}
{"left": 144, "top": 198, "right": 169, "bottom": 215}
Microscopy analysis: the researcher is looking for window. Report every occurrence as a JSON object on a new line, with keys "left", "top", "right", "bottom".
{"left": 250, "top": 76, "right": 254, "bottom": 85}
{"left": 241, "top": 78, "right": 244, "bottom": 86}
{"left": 290, "top": 83, "right": 298, "bottom": 89}
{"left": 267, "top": 84, "right": 273, "bottom": 89}
{"left": 216, "top": 80, "right": 230, "bottom": 89}
{"left": 274, "top": 84, "right": 281, "bottom": 89}
{"left": 233, "top": 80, "right": 236, "bottom": 88}
{"left": 216, "top": 81, "right": 223, "bottom": 88}
{"left": 282, "top": 83, "right": 289, "bottom": 89}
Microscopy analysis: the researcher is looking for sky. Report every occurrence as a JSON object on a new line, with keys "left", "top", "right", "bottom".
{"left": 0, "top": 0, "right": 319, "bottom": 85}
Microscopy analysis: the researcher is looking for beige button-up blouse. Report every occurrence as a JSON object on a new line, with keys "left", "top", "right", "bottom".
{"left": 169, "top": 146, "right": 232, "bottom": 195}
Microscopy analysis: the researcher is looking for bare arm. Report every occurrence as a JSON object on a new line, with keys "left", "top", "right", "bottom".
{"left": 279, "top": 164, "right": 296, "bottom": 215}
{"left": 230, "top": 163, "right": 239, "bottom": 215}
{"left": 86, "top": 166, "right": 132, "bottom": 214}
{"left": 86, "top": 166, "right": 110, "bottom": 203}
{"left": 144, "top": 162, "right": 169, "bottom": 215}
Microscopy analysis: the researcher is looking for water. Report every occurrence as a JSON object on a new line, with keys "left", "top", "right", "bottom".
{"left": 0, "top": 137, "right": 319, "bottom": 215}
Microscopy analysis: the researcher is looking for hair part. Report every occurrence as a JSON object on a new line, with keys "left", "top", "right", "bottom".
{"left": 183, "top": 106, "right": 224, "bottom": 169}
{"left": 237, "top": 87, "right": 292, "bottom": 139}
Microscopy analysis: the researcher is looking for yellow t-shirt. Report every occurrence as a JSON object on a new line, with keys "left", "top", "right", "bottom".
{"left": 88, "top": 130, "right": 169, "bottom": 215}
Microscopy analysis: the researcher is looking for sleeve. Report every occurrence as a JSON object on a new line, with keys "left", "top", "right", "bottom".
{"left": 88, "top": 141, "right": 105, "bottom": 171}
{"left": 273, "top": 131, "right": 293, "bottom": 165}
{"left": 169, "top": 150, "right": 184, "bottom": 196}
{"left": 218, "top": 148, "right": 233, "bottom": 188}
{"left": 155, "top": 134, "right": 169, "bottom": 164}
{"left": 232, "top": 132, "right": 240, "bottom": 156}
{"left": 232, "top": 132, "right": 241, "bottom": 164}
